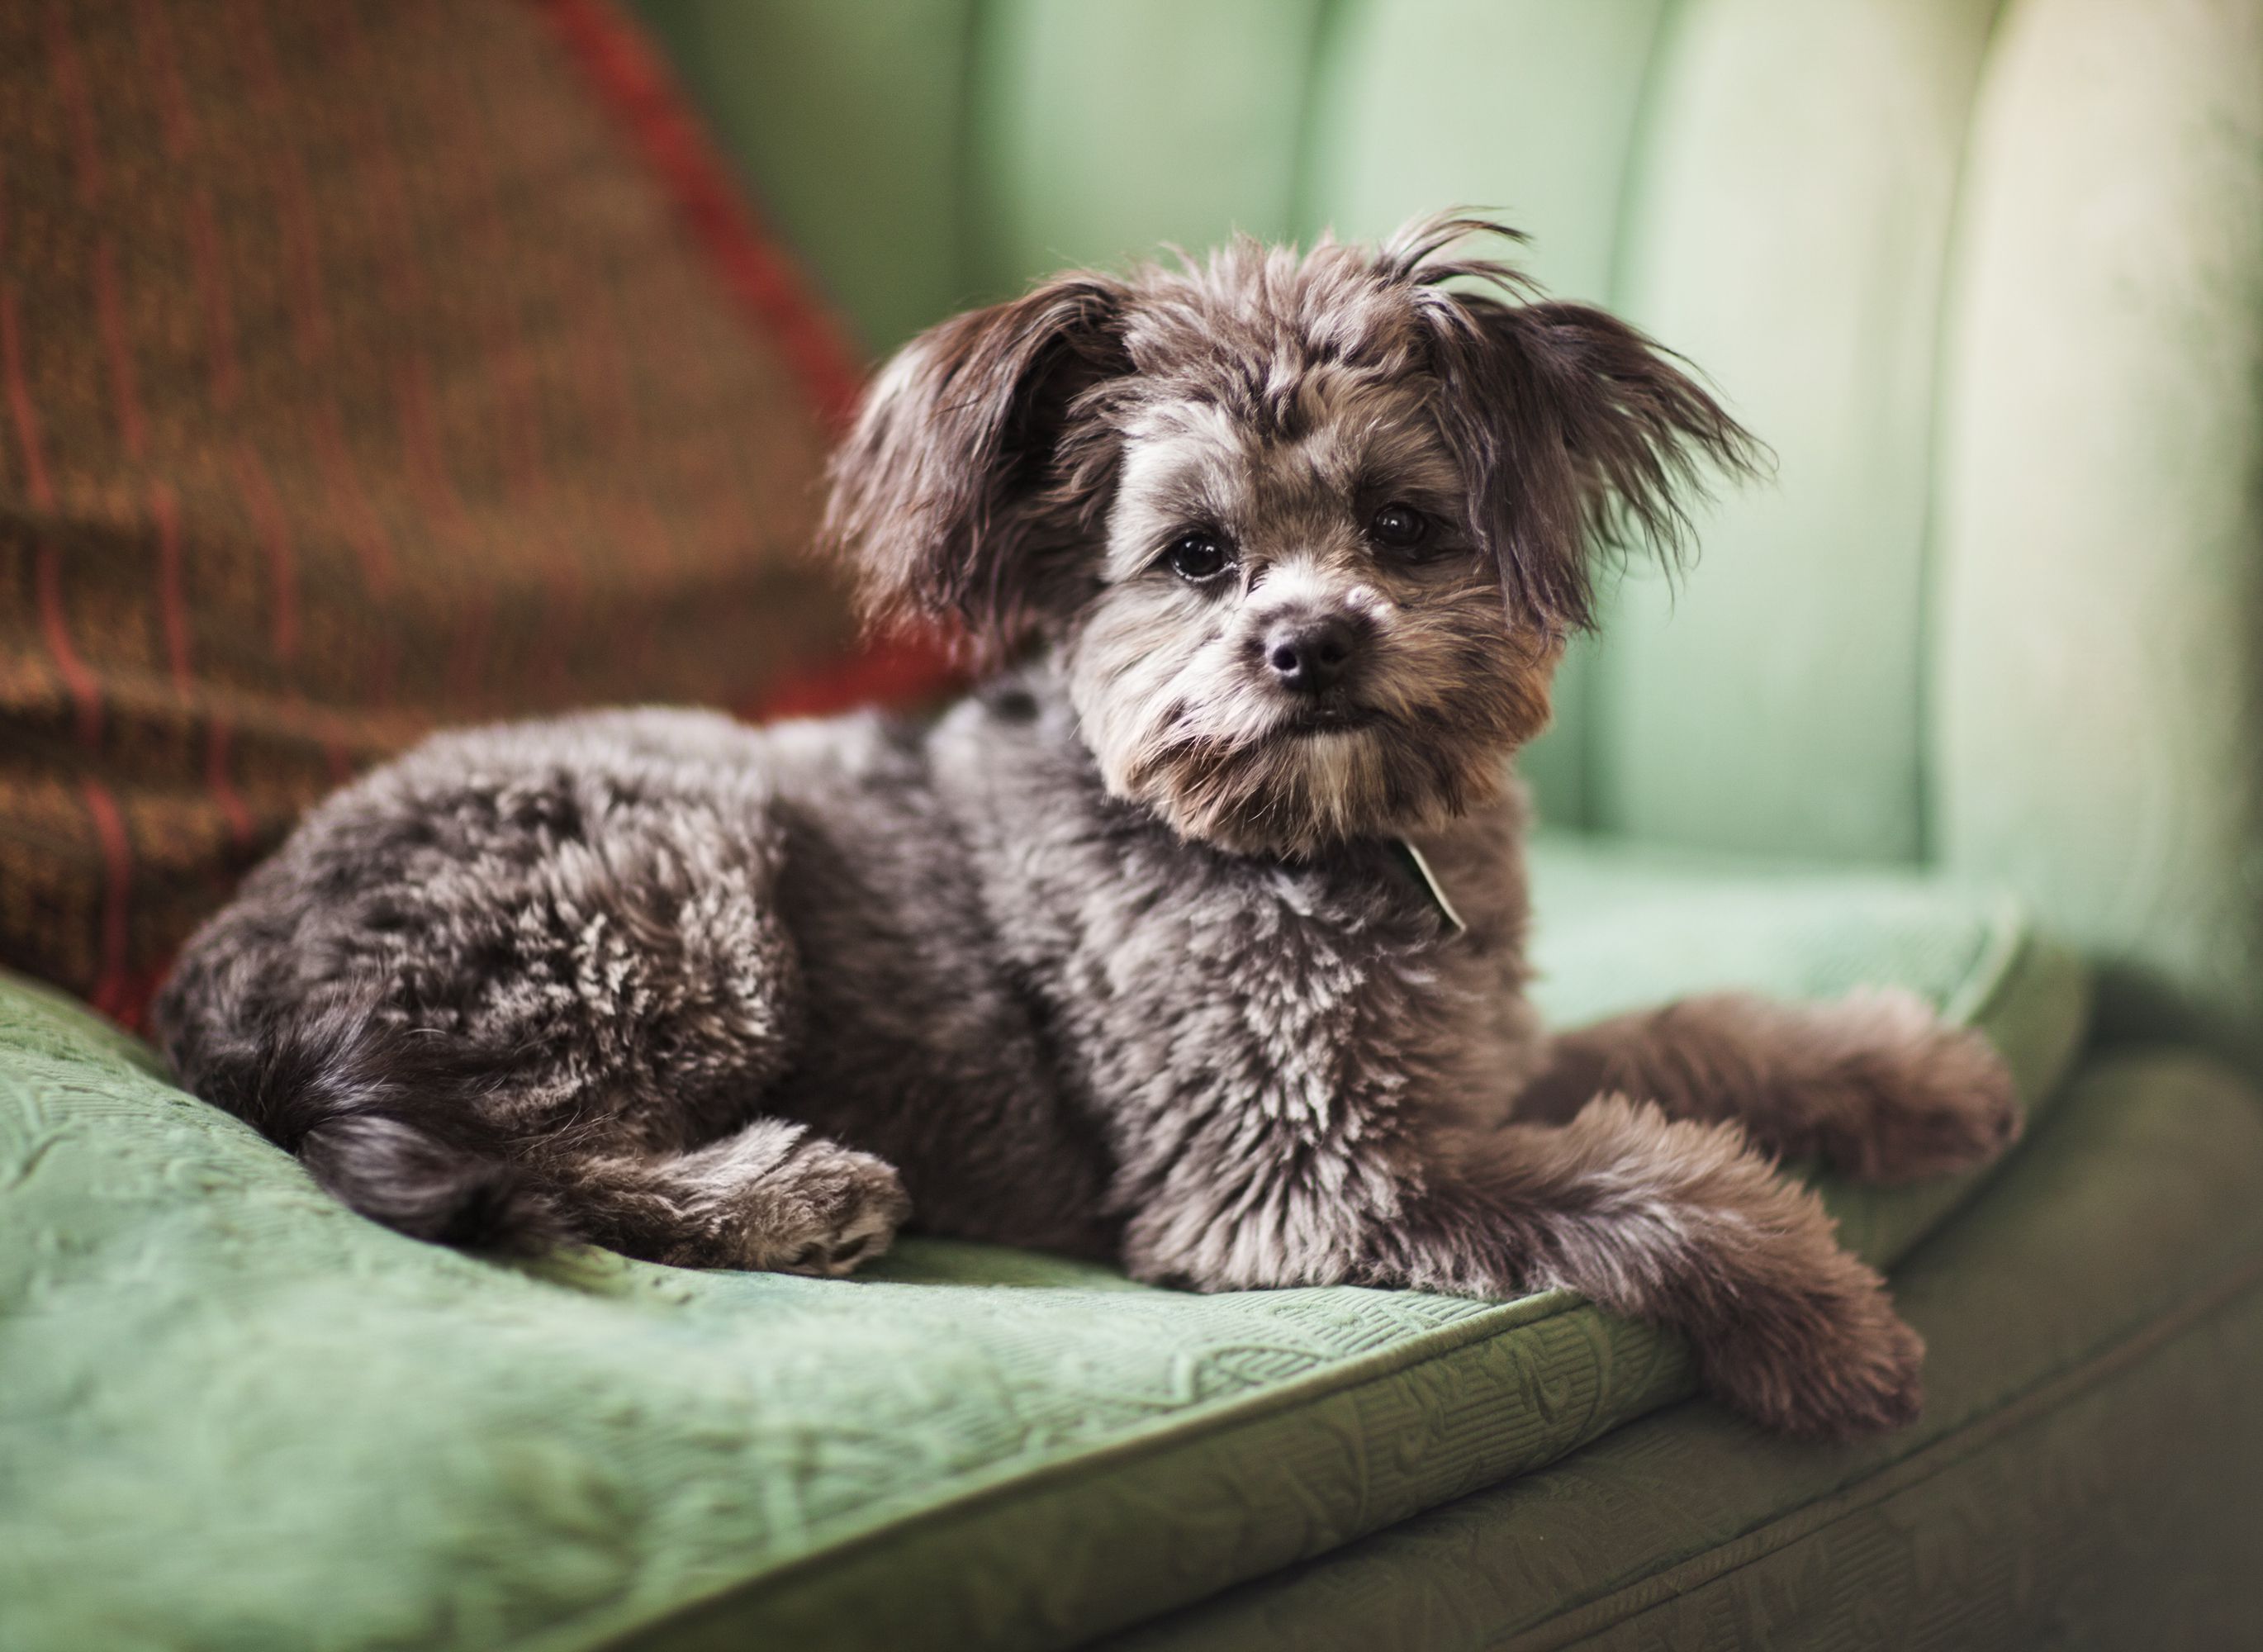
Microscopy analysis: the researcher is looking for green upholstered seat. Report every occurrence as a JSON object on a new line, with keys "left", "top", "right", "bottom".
{"left": 0, "top": 841, "right": 2089, "bottom": 1652}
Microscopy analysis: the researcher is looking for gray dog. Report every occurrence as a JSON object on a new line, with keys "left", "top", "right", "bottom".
{"left": 157, "top": 216, "right": 2018, "bottom": 1439}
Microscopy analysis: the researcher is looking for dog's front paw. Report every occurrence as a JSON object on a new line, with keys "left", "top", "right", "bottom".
{"left": 1696, "top": 1261, "right": 1926, "bottom": 1440}
{"left": 736, "top": 1142, "right": 912, "bottom": 1277}
{"left": 1814, "top": 988, "right": 2022, "bottom": 1184}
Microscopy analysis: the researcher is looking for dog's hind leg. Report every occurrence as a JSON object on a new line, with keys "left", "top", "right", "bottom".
{"left": 157, "top": 710, "right": 831, "bottom": 1251}
{"left": 538, "top": 1119, "right": 910, "bottom": 1275}
{"left": 1512, "top": 989, "right": 2019, "bottom": 1183}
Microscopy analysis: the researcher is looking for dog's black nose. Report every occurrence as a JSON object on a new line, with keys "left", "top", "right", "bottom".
{"left": 1264, "top": 615, "right": 1359, "bottom": 695}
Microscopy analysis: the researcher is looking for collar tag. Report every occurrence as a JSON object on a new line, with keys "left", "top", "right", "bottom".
{"left": 1390, "top": 838, "right": 1468, "bottom": 938}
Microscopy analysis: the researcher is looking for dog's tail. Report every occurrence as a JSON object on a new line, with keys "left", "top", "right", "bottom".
{"left": 160, "top": 991, "right": 564, "bottom": 1251}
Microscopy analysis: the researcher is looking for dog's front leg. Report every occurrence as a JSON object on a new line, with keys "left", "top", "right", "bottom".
{"left": 1122, "top": 1097, "right": 1923, "bottom": 1439}
{"left": 1513, "top": 989, "right": 2019, "bottom": 1183}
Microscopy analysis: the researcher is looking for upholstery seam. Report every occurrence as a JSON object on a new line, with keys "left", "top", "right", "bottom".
{"left": 1283, "top": 0, "right": 1350, "bottom": 244}
{"left": 1911, "top": 0, "right": 2019, "bottom": 867}
{"left": 1582, "top": 0, "right": 1685, "bottom": 834}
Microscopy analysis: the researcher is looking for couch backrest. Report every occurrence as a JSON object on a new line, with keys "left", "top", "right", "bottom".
{"left": 639, "top": 0, "right": 2263, "bottom": 1067}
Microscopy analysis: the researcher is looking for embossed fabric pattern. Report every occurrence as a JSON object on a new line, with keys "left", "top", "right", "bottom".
{"left": 0, "top": 842, "right": 2089, "bottom": 1652}
{"left": 0, "top": 0, "right": 903, "bottom": 1031}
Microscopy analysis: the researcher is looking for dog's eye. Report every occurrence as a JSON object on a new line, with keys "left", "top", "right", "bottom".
{"left": 1165, "top": 533, "right": 1232, "bottom": 582}
{"left": 1369, "top": 503, "right": 1430, "bottom": 554}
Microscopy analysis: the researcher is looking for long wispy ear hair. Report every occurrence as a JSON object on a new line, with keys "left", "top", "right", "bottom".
{"left": 1387, "top": 215, "right": 1768, "bottom": 638}
{"left": 818, "top": 273, "right": 1132, "bottom": 657}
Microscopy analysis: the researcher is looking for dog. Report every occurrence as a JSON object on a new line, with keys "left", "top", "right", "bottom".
{"left": 155, "top": 215, "right": 2019, "bottom": 1439}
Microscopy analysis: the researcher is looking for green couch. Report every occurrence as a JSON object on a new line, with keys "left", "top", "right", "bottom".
{"left": 7, "top": 2, "right": 2261, "bottom": 1647}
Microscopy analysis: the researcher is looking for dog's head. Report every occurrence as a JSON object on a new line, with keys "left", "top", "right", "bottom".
{"left": 822, "top": 214, "right": 1760, "bottom": 857}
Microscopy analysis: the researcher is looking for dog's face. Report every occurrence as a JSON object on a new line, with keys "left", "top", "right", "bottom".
{"left": 1063, "top": 355, "right": 1560, "bottom": 855}
{"left": 823, "top": 215, "right": 1758, "bottom": 858}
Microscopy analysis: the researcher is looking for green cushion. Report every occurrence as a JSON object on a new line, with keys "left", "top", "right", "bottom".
{"left": 0, "top": 838, "right": 2086, "bottom": 1652}
{"left": 1097, "top": 1047, "right": 2263, "bottom": 1652}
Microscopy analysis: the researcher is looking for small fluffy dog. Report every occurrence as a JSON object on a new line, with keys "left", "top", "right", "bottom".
{"left": 158, "top": 216, "right": 2017, "bottom": 1439}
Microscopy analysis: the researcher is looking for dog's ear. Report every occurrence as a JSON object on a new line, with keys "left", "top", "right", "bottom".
{"left": 1416, "top": 278, "right": 1765, "bottom": 638}
{"left": 820, "top": 273, "right": 1132, "bottom": 653}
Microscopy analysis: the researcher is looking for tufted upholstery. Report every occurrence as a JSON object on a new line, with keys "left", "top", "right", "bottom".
{"left": 638, "top": 0, "right": 2263, "bottom": 1075}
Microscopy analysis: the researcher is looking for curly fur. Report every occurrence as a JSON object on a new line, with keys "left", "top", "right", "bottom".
{"left": 157, "top": 216, "right": 2018, "bottom": 1439}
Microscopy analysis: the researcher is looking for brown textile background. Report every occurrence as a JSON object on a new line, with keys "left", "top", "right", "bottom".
{"left": 0, "top": 0, "right": 874, "bottom": 1027}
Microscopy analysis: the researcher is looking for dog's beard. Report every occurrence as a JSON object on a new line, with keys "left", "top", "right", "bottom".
{"left": 1065, "top": 576, "right": 1558, "bottom": 858}
{"left": 1108, "top": 685, "right": 1543, "bottom": 858}
{"left": 1126, "top": 724, "right": 1455, "bottom": 856}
